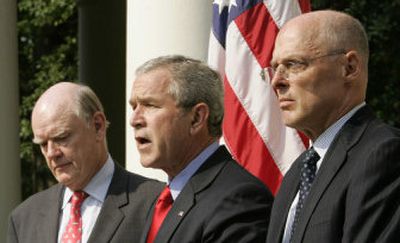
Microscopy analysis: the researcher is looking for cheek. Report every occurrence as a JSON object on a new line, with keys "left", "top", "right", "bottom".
{"left": 155, "top": 120, "right": 185, "bottom": 152}
{"left": 154, "top": 125, "right": 173, "bottom": 152}
{"left": 295, "top": 78, "right": 324, "bottom": 107}
{"left": 153, "top": 113, "right": 178, "bottom": 136}
{"left": 45, "top": 159, "right": 56, "bottom": 174}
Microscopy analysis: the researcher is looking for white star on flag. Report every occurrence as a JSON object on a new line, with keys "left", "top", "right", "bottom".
{"left": 213, "top": 0, "right": 237, "bottom": 14}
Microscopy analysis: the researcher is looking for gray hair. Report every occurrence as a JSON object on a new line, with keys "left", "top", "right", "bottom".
{"left": 318, "top": 11, "right": 369, "bottom": 67}
{"left": 136, "top": 55, "right": 224, "bottom": 137}
{"left": 74, "top": 84, "right": 110, "bottom": 128}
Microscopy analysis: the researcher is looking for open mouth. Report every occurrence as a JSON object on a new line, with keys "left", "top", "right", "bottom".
{"left": 135, "top": 136, "right": 151, "bottom": 148}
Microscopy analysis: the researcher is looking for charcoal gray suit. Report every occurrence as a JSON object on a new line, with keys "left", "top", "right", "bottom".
{"left": 7, "top": 163, "right": 164, "bottom": 243}
{"left": 267, "top": 106, "right": 400, "bottom": 243}
{"left": 141, "top": 146, "right": 274, "bottom": 243}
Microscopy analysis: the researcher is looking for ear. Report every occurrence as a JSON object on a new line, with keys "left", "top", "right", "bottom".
{"left": 190, "top": 103, "right": 209, "bottom": 135}
{"left": 92, "top": 111, "right": 107, "bottom": 140}
{"left": 343, "top": 50, "right": 362, "bottom": 81}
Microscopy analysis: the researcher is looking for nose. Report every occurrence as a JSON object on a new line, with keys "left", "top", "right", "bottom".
{"left": 271, "top": 66, "right": 288, "bottom": 92}
{"left": 130, "top": 105, "right": 145, "bottom": 129}
{"left": 44, "top": 141, "right": 62, "bottom": 160}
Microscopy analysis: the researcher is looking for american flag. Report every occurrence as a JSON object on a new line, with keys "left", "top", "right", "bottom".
{"left": 208, "top": 0, "right": 310, "bottom": 195}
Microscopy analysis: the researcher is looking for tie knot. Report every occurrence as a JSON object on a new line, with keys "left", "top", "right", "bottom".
{"left": 303, "top": 147, "right": 320, "bottom": 166}
{"left": 299, "top": 147, "right": 320, "bottom": 190}
{"left": 71, "top": 191, "right": 88, "bottom": 207}
{"left": 158, "top": 186, "right": 173, "bottom": 204}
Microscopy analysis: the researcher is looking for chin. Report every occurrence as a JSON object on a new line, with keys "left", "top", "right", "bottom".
{"left": 139, "top": 160, "right": 156, "bottom": 169}
{"left": 56, "top": 173, "right": 73, "bottom": 183}
{"left": 282, "top": 117, "right": 295, "bottom": 127}
{"left": 282, "top": 112, "right": 300, "bottom": 126}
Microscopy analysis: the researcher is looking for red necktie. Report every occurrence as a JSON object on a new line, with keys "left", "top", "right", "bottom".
{"left": 146, "top": 186, "right": 173, "bottom": 243}
{"left": 62, "top": 191, "right": 88, "bottom": 243}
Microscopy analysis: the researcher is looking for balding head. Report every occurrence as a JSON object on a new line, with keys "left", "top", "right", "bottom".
{"left": 31, "top": 82, "right": 109, "bottom": 191}
{"left": 281, "top": 10, "right": 369, "bottom": 69}
{"left": 270, "top": 10, "right": 370, "bottom": 140}
{"left": 33, "top": 82, "right": 108, "bottom": 127}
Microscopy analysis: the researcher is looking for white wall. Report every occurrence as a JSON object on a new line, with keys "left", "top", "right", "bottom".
{"left": 125, "top": 0, "right": 213, "bottom": 180}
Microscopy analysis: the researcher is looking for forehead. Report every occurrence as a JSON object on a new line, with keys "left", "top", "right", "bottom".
{"left": 273, "top": 24, "right": 321, "bottom": 61}
{"left": 32, "top": 104, "right": 81, "bottom": 136}
{"left": 131, "top": 69, "right": 172, "bottom": 98}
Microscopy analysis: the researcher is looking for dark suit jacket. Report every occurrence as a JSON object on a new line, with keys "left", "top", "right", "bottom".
{"left": 267, "top": 106, "right": 400, "bottom": 243}
{"left": 140, "top": 146, "right": 273, "bottom": 243}
{"left": 7, "top": 163, "right": 164, "bottom": 243}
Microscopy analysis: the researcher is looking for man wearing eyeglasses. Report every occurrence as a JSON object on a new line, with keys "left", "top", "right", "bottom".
{"left": 266, "top": 10, "right": 400, "bottom": 243}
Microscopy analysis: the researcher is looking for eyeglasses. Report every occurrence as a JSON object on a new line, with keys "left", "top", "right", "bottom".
{"left": 261, "top": 49, "right": 346, "bottom": 81}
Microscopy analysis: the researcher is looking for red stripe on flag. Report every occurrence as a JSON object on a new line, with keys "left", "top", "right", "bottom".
{"left": 234, "top": 3, "right": 279, "bottom": 68}
{"left": 235, "top": 1, "right": 310, "bottom": 149}
{"left": 299, "top": 0, "right": 312, "bottom": 12}
{"left": 223, "top": 77, "right": 283, "bottom": 195}
{"left": 209, "top": 0, "right": 311, "bottom": 196}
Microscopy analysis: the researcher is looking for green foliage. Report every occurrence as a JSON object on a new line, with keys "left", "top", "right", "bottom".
{"left": 312, "top": 0, "right": 400, "bottom": 127}
{"left": 18, "top": 0, "right": 78, "bottom": 199}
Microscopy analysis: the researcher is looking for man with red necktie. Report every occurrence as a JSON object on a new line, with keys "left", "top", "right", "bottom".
{"left": 129, "top": 55, "right": 273, "bottom": 243}
{"left": 8, "top": 82, "right": 164, "bottom": 243}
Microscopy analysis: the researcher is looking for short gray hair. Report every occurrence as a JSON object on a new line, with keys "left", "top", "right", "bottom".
{"left": 74, "top": 84, "right": 110, "bottom": 128}
{"left": 318, "top": 11, "right": 369, "bottom": 66}
{"left": 136, "top": 55, "right": 224, "bottom": 137}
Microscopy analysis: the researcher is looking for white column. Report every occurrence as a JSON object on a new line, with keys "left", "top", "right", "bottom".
{"left": 126, "top": 0, "right": 213, "bottom": 180}
{"left": 0, "top": 0, "right": 21, "bottom": 240}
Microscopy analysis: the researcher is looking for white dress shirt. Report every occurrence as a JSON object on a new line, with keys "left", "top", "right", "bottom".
{"left": 282, "top": 103, "right": 365, "bottom": 243}
{"left": 57, "top": 155, "right": 115, "bottom": 243}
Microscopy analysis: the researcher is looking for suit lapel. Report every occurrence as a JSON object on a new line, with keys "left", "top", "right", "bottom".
{"left": 153, "top": 146, "right": 230, "bottom": 243}
{"left": 88, "top": 164, "right": 128, "bottom": 243}
{"left": 140, "top": 201, "right": 157, "bottom": 243}
{"left": 154, "top": 185, "right": 196, "bottom": 243}
{"left": 269, "top": 153, "right": 304, "bottom": 243}
{"left": 292, "top": 106, "right": 374, "bottom": 242}
{"left": 38, "top": 184, "right": 64, "bottom": 243}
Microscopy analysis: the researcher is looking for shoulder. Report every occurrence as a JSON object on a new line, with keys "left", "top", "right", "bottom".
{"left": 350, "top": 116, "right": 400, "bottom": 158}
{"left": 196, "top": 149, "right": 273, "bottom": 202}
{"left": 346, "top": 106, "right": 400, "bottom": 143}
{"left": 112, "top": 164, "right": 164, "bottom": 196}
{"left": 338, "top": 115, "right": 400, "bottom": 195}
{"left": 218, "top": 159, "right": 273, "bottom": 199}
{"left": 182, "top": 156, "right": 272, "bottom": 242}
{"left": 10, "top": 183, "right": 62, "bottom": 219}
{"left": 127, "top": 170, "right": 165, "bottom": 195}
{"left": 223, "top": 159, "right": 269, "bottom": 187}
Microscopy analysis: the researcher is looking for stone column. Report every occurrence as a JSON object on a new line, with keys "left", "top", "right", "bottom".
{"left": 77, "top": 0, "right": 126, "bottom": 165}
{"left": 125, "top": 0, "right": 213, "bottom": 180}
{"left": 0, "top": 0, "right": 21, "bottom": 240}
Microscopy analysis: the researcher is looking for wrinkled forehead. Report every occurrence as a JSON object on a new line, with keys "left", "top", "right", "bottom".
{"left": 132, "top": 69, "right": 173, "bottom": 96}
{"left": 32, "top": 97, "right": 75, "bottom": 126}
{"left": 273, "top": 22, "right": 325, "bottom": 61}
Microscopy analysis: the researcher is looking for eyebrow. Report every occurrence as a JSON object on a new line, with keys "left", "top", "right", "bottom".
{"left": 131, "top": 95, "right": 159, "bottom": 105}
{"left": 32, "top": 129, "right": 69, "bottom": 145}
{"left": 32, "top": 137, "right": 43, "bottom": 145}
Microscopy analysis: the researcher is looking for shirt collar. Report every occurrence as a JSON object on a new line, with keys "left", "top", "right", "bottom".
{"left": 313, "top": 102, "right": 365, "bottom": 167}
{"left": 168, "top": 141, "right": 219, "bottom": 200}
{"left": 62, "top": 154, "right": 115, "bottom": 209}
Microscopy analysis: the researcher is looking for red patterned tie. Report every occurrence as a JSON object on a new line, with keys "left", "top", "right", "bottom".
{"left": 146, "top": 186, "right": 173, "bottom": 243}
{"left": 62, "top": 191, "right": 88, "bottom": 243}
